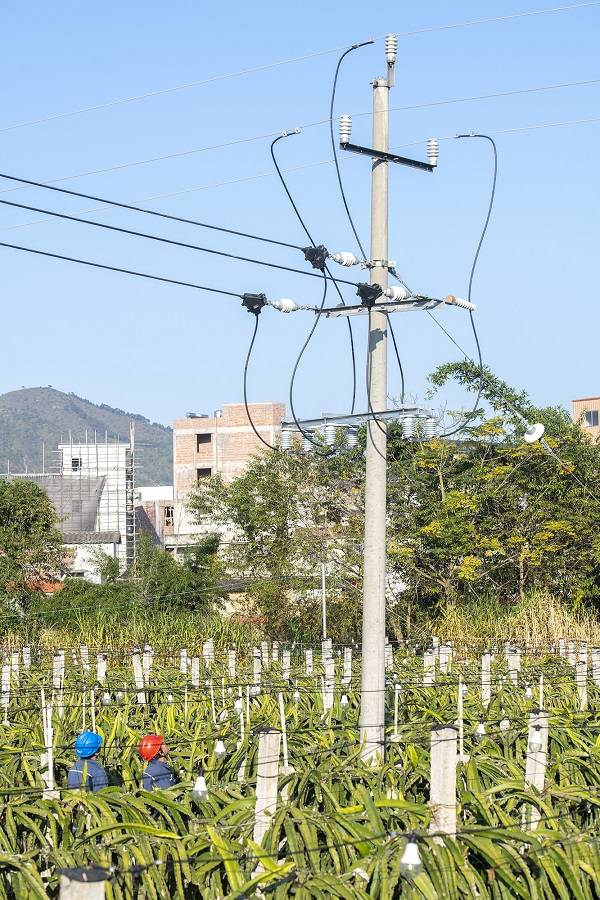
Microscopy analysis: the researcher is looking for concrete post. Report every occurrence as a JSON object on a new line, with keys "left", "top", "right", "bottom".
{"left": 359, "top": 69, "right": 390, "bottom": 763}
{"left": 429, "top": 726, "right": 457, "bottom": 838}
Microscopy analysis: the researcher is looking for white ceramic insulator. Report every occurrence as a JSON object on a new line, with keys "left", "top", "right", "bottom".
{"left": 346, "top": 427, "right": 358, "bottom": 449}
{"left": 384, "top": 285, "right": 410, "bottom": 302}
{"left": 280, "top": 428, "right": 293, "bottom": 450}
{"left": 401, "top": 416, "right": 414, "bottom": 439}
{"left": 424, "top": 417, "right": 437, "bottom": 439}
{"left": 339, "top": 114, "right": 352, "bottom": 144}
{"left": 427, "top": 138, "right": 439, "bottom": 167}
{"left": 385, "top": 34, "right": 398, "bottom": 64}
{"left": 302, "top": 436, "right": 313, "bottom": 453}
{"left": 323, "top": 425, "right": 337, "bottom": 446}
{"left": 331, "top": 251, "right": 359, "bottom": 267}
{"left": 445, "top": 294, "right": 476, "bottom": 311}
{"left": 269, "top": 297, "right": 297, "bottom": 313}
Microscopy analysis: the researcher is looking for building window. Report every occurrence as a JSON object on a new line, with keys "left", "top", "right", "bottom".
{"left": 197, "top": 467, "right": 212, "bottom": 483}
{"left": 164, "top": 505, "right": 174, "bottom": 526}
{"left": 585, "top": 410, "right": 599, "bottom": 427}
{"left": 71, "top": 457, "right": 82, "bottom": 471}
{"left": 196, "top": 433, "right": 211, "bottom": 451}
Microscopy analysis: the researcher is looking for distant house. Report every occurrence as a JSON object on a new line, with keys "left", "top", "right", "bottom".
{"left": 572, "top": 397, "right": 600, "bottom": 441}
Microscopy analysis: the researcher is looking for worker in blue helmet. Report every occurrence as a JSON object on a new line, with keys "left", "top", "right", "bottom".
{"left": 67, "top": 731, "right": 108, "bottom": 792}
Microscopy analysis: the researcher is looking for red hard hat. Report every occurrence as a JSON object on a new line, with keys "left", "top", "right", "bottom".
{"left": 138, "top": 734, "right": 164, "bottom": 762}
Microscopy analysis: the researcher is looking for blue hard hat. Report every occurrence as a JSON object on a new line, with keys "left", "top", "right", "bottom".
{"left": 75, "top": 731, "right": 103, "bottom": 759}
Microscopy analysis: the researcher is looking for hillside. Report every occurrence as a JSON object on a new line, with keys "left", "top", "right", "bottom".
{"left": 0, "top": 388, "right": 172, "bottom": 485}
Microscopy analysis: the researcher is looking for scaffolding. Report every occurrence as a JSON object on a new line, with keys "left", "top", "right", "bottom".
{"left": 4, "top": 424, "right": 137, "bottom": 572}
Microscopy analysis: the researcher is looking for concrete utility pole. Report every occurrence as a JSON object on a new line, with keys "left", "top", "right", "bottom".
{"left": 360, "top": 71, "right": 391, "bottom": 762}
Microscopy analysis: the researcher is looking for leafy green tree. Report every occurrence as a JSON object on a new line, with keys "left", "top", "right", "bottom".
{"left": 0, "top": 479, "right": 64, "bottom": 597}
{"left": 188, "top": 450, "right": 364, "bottom": 639}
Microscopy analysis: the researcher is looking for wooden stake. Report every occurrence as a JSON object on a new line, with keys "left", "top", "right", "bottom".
{"left": 131, "top": 652, "right": 146, "bottom": 705}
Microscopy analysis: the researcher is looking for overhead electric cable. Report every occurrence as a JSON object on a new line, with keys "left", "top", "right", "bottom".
{"left": 437, "top": 134, "right": 497, "bottom": 439}
{"left": 0, "top": 241, "right": 243, "bottom": 297}
{"left": 0, "top": 109, "right": 597, "bottom": 196}
{"left": 0, "top": 170, "right": 303, "bottom": 249}
{"left": 270, "top": 130, "right": 358, "bottom": 422}
{"left": 1, "top": 2, "right": 596, "bottom": 134}
{"left": 0, "top": 195, "right": 359, "bottom": 286}
{"left": 329, "top": 43, "right": 407, "bottom": 421}
{"left": 242, "top": 313, "right": 280, "bottom": 453}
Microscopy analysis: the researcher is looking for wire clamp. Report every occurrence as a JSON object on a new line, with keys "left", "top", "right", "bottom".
{"left": 356, "top": 283, "right": 383, "bottom": 309}
{"left": 302, "top": 245, "right": 328, "bottom": 271}
{"left": 242, "top": 293, "right": 267, "bottom": 315}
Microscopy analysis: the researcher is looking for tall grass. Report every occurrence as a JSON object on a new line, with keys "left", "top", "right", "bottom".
{"left": 432, "top": 591, "right": 600, "bottom": 646}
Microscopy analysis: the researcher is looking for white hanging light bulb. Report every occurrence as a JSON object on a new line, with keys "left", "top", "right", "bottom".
{"left": 102, "top": 691, "right": 111, "bottom": 705}
{"left": 528, "top": 725, "right": 543, "bottom": 752}
{"left": 500, "top": 717, "right": 510, "bottom": 731}
{"left": 341, "top": 693, "right": 349, "bottom": 706}
{"left": 214, "top": 739, "right": 226, "bottom": 759}
{"left": 399, "top": 839, "right": 422, "bottom": 877}
{"left": 293, "top": 689, "right": 300, "bottom": 701}
{"left": 461, "top": 682, "right": 468, "bottom": 696}
{"left": 192, "top": 774, "right": 209, "bottom": 801}
{"left": 167, "top": 693, "right": 174, "bottom": 705}
{"left": 473, "top": 722, "right": 486, "bottom": 743}
{"left": 525, "top": 684, "right": 533, "bottom": 700}
{"left": 234, "top": 697, "right": 243, "bottom": 713}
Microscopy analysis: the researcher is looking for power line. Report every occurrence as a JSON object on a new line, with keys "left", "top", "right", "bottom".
{"left": 389, "top": 1, "right": 600, "bottom": 37}
{"left": 0, "top": 241, "right": 244, "bottom": 297}
{"left": 2, "top": 82, "right": 598, "bottom": 197}
{"left": 0, "top": 45, "right": 353, "bottom": 135}
{"left": 1, "top": 2, "right": 596, "bottom": 136}
{"left": 0, "top": 196, "right": 359, "bottom": 286}
{"left": 0, "top": 170, "right": 303, "bottom": 250}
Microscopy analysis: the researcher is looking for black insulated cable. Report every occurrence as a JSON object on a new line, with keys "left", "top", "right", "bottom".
{"left": 330, "top": 43, "right": 406, "bottom": 424}
{"left": 0, "top": 170, "right": 303, "bottom": 250}
{"left": 243, "top": 311, "right": 280, "bottom": 452}
{"left": 0, "top": 240, "right": 243, "bottom": 297}
{"left": 437, "top": 133, "right": 497, "bottom": 438}
{"left": 0, "top": 196, "right": 360, "bottom": 286}
{"left": 270, "top": 131, "right": 358, "bottom": 416}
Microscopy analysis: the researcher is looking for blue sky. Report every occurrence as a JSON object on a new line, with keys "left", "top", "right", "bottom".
{"left": 1, "top": 0, "right": 598, "bottom": 428}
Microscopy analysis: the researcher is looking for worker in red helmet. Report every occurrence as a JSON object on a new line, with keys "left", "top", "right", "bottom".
{"left": 138, "top": 734, "right": 177, "bottom": 790}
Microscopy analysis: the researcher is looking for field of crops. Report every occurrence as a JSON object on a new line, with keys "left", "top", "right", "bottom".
{"left": 1, "top": 639, "right": 600, "bottom": 898}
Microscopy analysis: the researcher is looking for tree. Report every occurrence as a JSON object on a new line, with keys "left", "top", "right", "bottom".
{"left": 187, "top": 449, "right": 364, "bottom": 639}
{"left": 0, "top": 479, "right": 64, "bottom": 597}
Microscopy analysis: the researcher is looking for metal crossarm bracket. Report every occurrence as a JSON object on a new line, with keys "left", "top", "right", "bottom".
{"left": 340, "top": 141, "right": 435, "bottom": 172}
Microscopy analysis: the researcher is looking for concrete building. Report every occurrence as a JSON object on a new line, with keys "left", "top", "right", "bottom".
{"left": 572, "top": 397, "right": 600, "bottom": 441}
{"left": 135, "top": 485, "right": 175, "bottom": 546}
{"left": 5, "top": 431, "right": 135, "bottom": 582}
{"left": 169, "top": 402, "right": 285, "bottom": 552}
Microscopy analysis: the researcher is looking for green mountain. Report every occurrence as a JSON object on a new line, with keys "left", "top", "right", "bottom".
{"left": 0, "top": 388, "right": 172, "bottom": 485}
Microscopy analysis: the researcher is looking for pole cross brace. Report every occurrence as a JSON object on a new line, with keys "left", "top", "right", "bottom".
{"left": 340, "top": 142, "right": 435, "bottom": 172}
